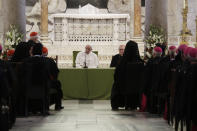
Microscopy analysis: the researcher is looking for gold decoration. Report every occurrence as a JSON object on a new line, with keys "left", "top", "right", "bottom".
{"left": 195, "top": 16, "right": 197, "bottom": 47}
{"left": 180, "top": 0, "right": 192, "bottom": 45}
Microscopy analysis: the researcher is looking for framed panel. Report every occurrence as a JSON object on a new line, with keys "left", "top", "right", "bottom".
{"left": 98, "top": 19, "right": 107, "bottom": 35}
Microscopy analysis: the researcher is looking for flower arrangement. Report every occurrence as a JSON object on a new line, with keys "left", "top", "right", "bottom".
{"left": 5, "top": 25, "right": 24, "bottom": 49}
{"left": 144, "top": 25, "right": 167, "bottom": 59}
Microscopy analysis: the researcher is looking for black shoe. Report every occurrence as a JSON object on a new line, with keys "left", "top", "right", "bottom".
{"left": 112, "top": 107, "right": 119, "bottom": 111}
{"left": 125, "top": 107, "right": 132, "bottom": 111}
{"left": 55, "top": 106, "right": 64, "bottom": 111}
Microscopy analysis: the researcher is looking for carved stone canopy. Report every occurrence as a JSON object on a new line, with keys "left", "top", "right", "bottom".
{"left": 79, "top": 4, "right": 100, "bottom": 14}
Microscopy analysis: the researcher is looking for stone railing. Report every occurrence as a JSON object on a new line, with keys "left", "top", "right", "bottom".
{"left": 168, "top": 35, "right": 196, "bottom": 46}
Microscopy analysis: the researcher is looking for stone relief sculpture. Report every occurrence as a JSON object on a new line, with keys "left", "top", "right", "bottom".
{"left": 66, "top": 0, "right": 108, "bottom": 8}
{"left": 26, "top": 0, "right": 67, "bottom": 39}
{"left": 27, "top": 0, "right": 66, "bottom": 16}
{"left": 107, "top": 0, "right": 131, "bottom": 13}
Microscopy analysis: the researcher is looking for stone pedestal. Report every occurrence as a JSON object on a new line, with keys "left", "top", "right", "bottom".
{"left": 0, "top": 0, "right": 26, "bottom": 42}
{"left": 145, "top": 0, "right": 167, "bottom": 36}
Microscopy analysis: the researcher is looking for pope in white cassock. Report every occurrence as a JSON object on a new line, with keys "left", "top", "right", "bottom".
{"left": 76, "top": 45, "right": 99, "bottom": 68}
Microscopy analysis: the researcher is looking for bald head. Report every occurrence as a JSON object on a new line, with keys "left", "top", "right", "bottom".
{"left": 85, "top": 45, "right": 92, "bottom": 54}
{"left": 119, "top": 45, "right": 125, "bottom": 56}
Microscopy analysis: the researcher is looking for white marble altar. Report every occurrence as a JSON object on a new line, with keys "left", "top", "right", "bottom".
{"left": 49, "top": 4, "right": 131, "bottom": 68}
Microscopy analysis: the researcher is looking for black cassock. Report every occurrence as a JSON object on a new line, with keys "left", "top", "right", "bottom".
{"left": 163, "top": 56, "right": 179, "bottom": 124}
{"left": 110, "top": 40, "right": 143, "bottom": 110}
{"left": 111, "top": 61, "right": 144, "bottom": 109}
{"left": 185, "top": 62, "right": 197, "bottom": 131}
{"left": 22, "top": 56, "right": 63, "bottom": 111}
{"left": 11, "top": 42, "right": 33, "bottom": 62}
{"left": 0, "top": 60, "right": 10, "bottom": 131}
{"left": 0, "top": 60, "right": 17, "bottom": 131}
{"left": 45, "top": 57, "right": 63, "bottom": 109}
{"left": 125, "top": 62, "right": 144, "bottom": 109}
{"left": 110, "top": 63, "right": 126, "bottom": 109}
{"left": 189, "top": 63, "right": 197, "bottom": 126}
{"left": 110, "top": 54, "right": 123, "bottom": 68}
{"left": 145, "top": 57, "right": 169, "bottom": 114}
{"left": 174, "top": 60, "right": 191, "bottom": 131}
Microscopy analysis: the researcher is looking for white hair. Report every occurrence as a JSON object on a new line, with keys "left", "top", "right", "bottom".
{"left": 119, "top": 45, "right": 125, "bottom": 49}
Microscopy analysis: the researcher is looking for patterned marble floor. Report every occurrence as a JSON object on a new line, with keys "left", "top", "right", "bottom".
{"left": 11, "top": 100, "right": 173, "bottom": 131}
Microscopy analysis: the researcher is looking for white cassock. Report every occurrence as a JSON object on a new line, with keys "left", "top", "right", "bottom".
{"left": 76, "top": 52, "right": 99, "bottom": 68}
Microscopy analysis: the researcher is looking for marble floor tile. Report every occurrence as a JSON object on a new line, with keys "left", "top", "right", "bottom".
{"left": 11, "top": 100, "right": 173, "bottom": 131}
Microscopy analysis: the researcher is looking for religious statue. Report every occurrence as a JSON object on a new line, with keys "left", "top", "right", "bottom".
{"left": 27, "top": 0, "right": 66, "bottom": 16}
{"left": 26, "top": 0, "right": 67, "bottom": 39}
{"left": 108, "top": 0, "right": 130, "bottom": 13}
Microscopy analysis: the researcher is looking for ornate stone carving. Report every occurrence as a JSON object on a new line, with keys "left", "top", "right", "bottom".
{"left": 27, "top": 0, "right": 66, "bottom": 16}
{"left": 108, "top": 0, "right": 131, "bottom": 13}
{"left": 53, "top": 7, "right": 129, "bottom": 43}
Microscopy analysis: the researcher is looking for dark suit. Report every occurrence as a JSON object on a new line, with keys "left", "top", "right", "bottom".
{"left": 110, "top": 54, "right": 123, "bottom": 68}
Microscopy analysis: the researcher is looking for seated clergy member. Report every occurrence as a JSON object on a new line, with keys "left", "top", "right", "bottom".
{"left": 76, "top": 45, "right": 99, "bottom": 68}
{"left": 42, "top": 46, "right": 64, "bottom": 111}
{"left": 24, "top": 44, "right": 63, "bottom": 111}
{"left": 110, "top": 45, "right": 125, "bottom": 68}
{"left": 28, "top": 32, "right": 40, "bottom": 44}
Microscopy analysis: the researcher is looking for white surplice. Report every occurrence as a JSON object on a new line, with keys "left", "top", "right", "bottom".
{"left": 75, "top": 52, "right": 99, "bottom": 68}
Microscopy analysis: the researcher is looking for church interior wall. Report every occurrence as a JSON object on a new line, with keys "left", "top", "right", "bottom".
{"left": 167, "top": 0, "right": 197, "bottom": 45}
{"left": 0, "top": 0, "right": 197, "bottom": 67}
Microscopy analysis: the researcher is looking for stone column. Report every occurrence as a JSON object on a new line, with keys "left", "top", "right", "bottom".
{"left": 1, "top": 0, "right": 26, "bottom": 41}
{"left": 134, "top": 0, "right": 142, "bottom": 37}
{"left": 145, "top": 0, "right": 168, "bottom": 36}
{"left": 40, "top": 0, "right": 49, "bottom": 44}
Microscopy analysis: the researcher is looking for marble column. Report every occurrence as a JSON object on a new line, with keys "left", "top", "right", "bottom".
{"left": 145, "top": 0, "right": 168, "bottom": 36}
{"left": 134, "top": 0, "right": 141, "bottom": 37}
{"left": 40, "top": 0, "right": 49, "bottom": 44}
{"left": 0, "top": 0, "right": 26, "bottom": 41}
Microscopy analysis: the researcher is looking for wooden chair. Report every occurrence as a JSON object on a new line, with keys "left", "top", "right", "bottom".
{"left": 23, "top": 62, "right": 49, "bottom": 116}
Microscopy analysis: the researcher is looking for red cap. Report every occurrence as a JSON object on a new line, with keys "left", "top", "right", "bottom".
{"left": 154, "top": 47, "right": 162, "bottom": 53}
{"left": 169, "top": 46, "right": 176, "bottom": 51}
{"left": 0, "top": 44, "right": 2, "bottom": 51}
{"left": 153, "top": 47, "right": 162, "bottom": 56}
{"left": 30, "top": 32, "right": 38, "bottom": 37}
{"left": 42, "top": 46, "right": 48, "bottom": 54}
{"left": 178, "top": 44, "right": 188, "bottom": 52}
{"left": 7, "top": 49, "right": 15, "bottom": 56}
{"left": 183, "top": 47, "right": 193, "bottom": 56}
{"left": 189, "top": 48, "right": 197, "bottom": 58}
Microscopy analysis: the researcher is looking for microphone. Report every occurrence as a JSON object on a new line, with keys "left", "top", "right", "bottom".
{"left": 84, "top": 53, "right": 88, "bottom": 68}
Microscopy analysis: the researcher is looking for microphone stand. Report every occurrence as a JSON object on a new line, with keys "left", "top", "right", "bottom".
{"left": 84, "top": 53, "right": 88, "bottom": 68}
